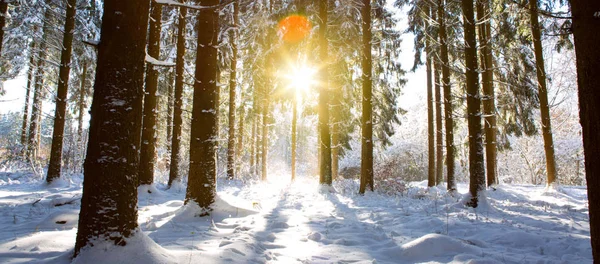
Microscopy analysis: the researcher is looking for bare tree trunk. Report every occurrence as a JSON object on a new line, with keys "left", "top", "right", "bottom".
{"left": 236, "top": 105, "right": 244, "bottom": 174}
{"left": 477, "top": 0, "right": 497, "bottom": 187}
{"left": 570, "top": 0, "right": 600, "bottom": 260}
{"left": 227, "top": 0, "right": 239, "bottom": 180}
{"left": 426, "top": 6, "right": 435, "bottom": 188}
{"left": 359, "top": 0, "right": 374, "bottom": 194}
{"left": 77, "top": 60, "right": 88, "bottom": 174}
{"left": 462, "top": 0, "right": 486, "bottom": 208}
{"left": 47, "top": 0, "right": 77, "bottom": 183}
{"left": 261, "top": 86, "right": 269, "bottom": 181}
{"left": 166, "top": 70, "right": 174, "bottom": 159}
{"left": 438, "top": 0, "right": 456, "bottom": 191}
{"left": 74, "top": 0, "right": 149, "bottom": 256}
{"left": 434, "top": 60, "right": 444, "bottom": 186}
{"left": 319, "top": 0, "right": 332, "bottom": 185}
{"left": 186, "top": 0, "right": 219, "bottom": 209}
{"left": 21, "top": 41, "right": 36, "bottom": 146}
{"left": 27, "top": 9, "right": 52, "bottom": 161}
{"left": 529, "top": 0, "right": 557, "bottom": 186}
{"left": 139, "top": 1, "right": 163, "bottom": 186}
{"left": 168, "top": 7, "right": 187, "bottom": 187}
{"left": 331, "top": 92, "right": 340, "bottom": 181}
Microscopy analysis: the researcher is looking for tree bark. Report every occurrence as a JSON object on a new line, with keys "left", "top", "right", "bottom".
{"left": 359, "top": 0, "right": 374, "bottom": 194}
{"left": 139, "top": 1, "right": 163, "bottom": 186}
{"left": 319, "top": 0, "right": 332, "bottom": 185}
{"left": 570, "top": 0, "right": 600, "bottom": 260}
{"left": 236, "top": 105, "right": 244, "bottom": 174}
{"left": 434, "top": 59, "right": 444, "bottom": 186}
{"left": 21, "top": 41, "right": 36, "bottom": 146}
{"left": 426, "top": 6, "right": 435, "bottom": 188}
{"left": 477, "top": 0, "right": 497, "bottom": 187}
{"left": 166, "top": 70, "right": 174, "bottom": 158}
{"left": 227, "top": 0, "right": 239, "bottom": 180}
{"left": 462, "top": 0, "right": 486, "bottom": 208}
{"left": 77, "top": 60, "right": 88, "bottom": 174}
{"left": 261, "top": 84, "right": 269, "bottom": 181}
{"left": 74, "top": 0, "right": 149, "bottom": 256}
{"left": 168, "top": 7, "right": 187, "bottom": 187}
{"left": 0, "top": 1, "right": 8, "bottom": 57}
{"left": 47, "top": 0, "right": 77, "bottom": 183}
{"left": 331, "top": 89, "right": 340, "bottom": 181}
{"left": 438, "top": 0, "right": 456, "bottom": 191}
{"left": 27, "top": 9, "right": 52, "bottom": 161}
{"left": 186, "top": 0, "right": 219, "bottom": 210}
{"left": 529, "top": 0, "right": 557, "bottom": 186}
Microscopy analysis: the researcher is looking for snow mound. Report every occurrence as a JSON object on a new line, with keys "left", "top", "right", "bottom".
{"left": 72, "top": 231, "right": 176, "bottom": 264}
{"left": 37, "top": 209, "right": 79, "bottom": 230}
{"left": 172, "top": 194, "right": 259, "bottom": 223}
{"left": 399, "top": 233, "right": 482, "bottom": 262}
{"left": 138, "top": 184, "right": 164, "bottom": 196}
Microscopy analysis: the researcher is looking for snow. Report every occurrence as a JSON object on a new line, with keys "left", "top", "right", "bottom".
{"left": 0, "top": 172, "right": 592, "bottom": 263}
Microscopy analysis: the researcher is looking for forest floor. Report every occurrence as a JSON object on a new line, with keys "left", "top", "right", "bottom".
{"left": 0, "top": 171, "right": 592, "bottom": 263}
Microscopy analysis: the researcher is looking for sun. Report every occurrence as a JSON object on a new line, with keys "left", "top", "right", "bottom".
{"left": 284, "top": 64, "right": 317, "bottom": 94}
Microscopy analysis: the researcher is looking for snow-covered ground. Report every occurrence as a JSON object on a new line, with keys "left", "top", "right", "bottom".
{"left": 0, "top": 171, "right": 592, "bottom": 263}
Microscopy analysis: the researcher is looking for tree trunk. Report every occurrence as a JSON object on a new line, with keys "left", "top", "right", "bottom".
{"left": 73, "top": 0, "right": 149, "bottom": 256}
{"left": 261, "top": 85, "right": 269, "bottom": 181}
{"left": 166, "top": 70, "right": 174, "bottom": 158}
{"left": 186, "top": 0, "right": 219, "bottom": 210}
{"left": 331, "top": 90, "right": 340, "bottom": 181}
{"left": 477, "top": 0, "right": 497, "bottom": 187}
{"left": 139, "top": 1, "right": 163, "bottom": 186}
{"left": 291, "top": 95, "right": 298, "bottom": 181}
{"left": 359, "top": 0, "right": 374, "bottom": 194}
{"left": 319, "top": 0, "right": 332, "bottom": 185}
{"left": 438, "top": 0, "right": 456, "bottom": 191}
{"left": 434, "top": 59, "right": 444, "bottom": 186}
{"left": 236, "top": 105, "right": 244, "bottom": 174}
{"left": 529, "top": 0, "right": 557, "bottom": 186}
{"left": 571, "top": 0, "right": 600, "bottom": 260}
{"left": 250, "top": 102, "right": 256, "bottom": 174}
{"left": 0, "top": 1, "right": 8, "bottom": 57}
{"left": 227, "top": 0, "right": 239, "bottom": 180}
{"left": 47, "top": 0, "right": 77, "bottom": 183}
{"left": 426, "top": 7, "right": 435, "bottom": 188}
{"left": 27, "top": 9, "right": 52, "bottom": 161}
{"left": 21, "top": 41, "right": 36, "bottom": 146}
{"left": 168, "top": 7, "right": 187, "bottom": 187}
{"left": 77, "top": 60, "right": 88, "bottom": 174}
{"left": 462, "top": 0, "right": 486, "bottom": 208}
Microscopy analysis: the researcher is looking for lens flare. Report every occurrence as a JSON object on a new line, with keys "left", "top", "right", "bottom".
{"left": 278, "top": 15, "right": 311, "bottom": 43}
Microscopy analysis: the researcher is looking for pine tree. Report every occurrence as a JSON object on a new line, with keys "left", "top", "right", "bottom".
{"left": 425, "top": 6, "right": 435, "bottom": 188}
{"left": 20, "top": 41, "right": 36, "bottom": 146}
{"left": 74, "top": 0, "right": 150, "bottom": 256}
{"left": 570, "top": 0, "right": 600, "bottom": 260}
{"left": 319, "top": 0, "right": 332, "bottom": 186}
{"left": 227, "top": 0, "right": 240, "bottom": 180}
{"left": 139, "top": 0, "right": 164, "bottom": 186}
{"left": 168, "top": 6, "right": 187, "bottom": 188}
{"left": 359, "top": 0, "right": 374, "bottom": 194}
{"left": 186, "top": 0, "right": 220, "bottom": 209}
{"left": 0, "top": 0, "right": 8, "bottom": 57}
{"left": 47, "top": 0, "right": 77, "bottom": 183}
{"left": 528, "top": 0, "right": 557, "bottom": 186}
{"left": 437, "top": 0, "right": 456, "bottom": 191}
{"left": 462, "top": 0, "right": 486, "bottom": 207}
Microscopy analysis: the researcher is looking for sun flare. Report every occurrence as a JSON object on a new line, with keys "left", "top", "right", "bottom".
{"left": 285, "top": 64, "right": 317, "bottom": 94}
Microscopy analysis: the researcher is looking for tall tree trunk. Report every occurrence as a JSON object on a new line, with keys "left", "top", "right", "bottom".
{"left": 166, "top": 70, "right": 174, "bottom": 158}
{"left": 331, "top": 90, "right": 340, "bottom": 181}
{"left": 139, "top": 1, "right": 163, "bottom": 186}
{"left": 74, "top": 0, "right": 149, "bottom": 256}
{"left": 426, "top": 7, "right": 435, "bottom": 188}
{"left": 462, "top": 0, "right": 486, "bottom": 207}
{"left": 477, "top": 0, "right": 497, "bottom": 187}
{"left": 186, "top": 0, "right": 219, "bottom": 209}
{"left": 291, "top": 95, "right": 298, "bottom": 181}
{"left": 168, "top": 7, "right": 187, "bottom": 187}
{"left": 432, "top": 11, "right": 444, "bottom": 186}
{"left": 319, "top": 0, "right": 332, "bottom": 185}
{"left": 261, "top": 84, "right": 269, "bottom": 181}
{"left": 47, "top": 0, "right": 77, "bottom": 183}
{"left": 27, "top": 9, "right": 52, "bottom": 161}
{"left": 236, "top": 105, "right": 244, "bottom": 174}
{"left": 77, "top": 60, "right": 88, "bottom": 174}
{"left": 359, "top": 0, "right": 374, "bottom": 194}
{"left": 438, "top": 0, "right": 456, "bottom": 191}
{"left": 529, "top": 0, "right": 557, "bottom": 186}
{"left": 570, "top": 0, "right": 600, "bottom": 260}
{"left": 0, "top": 1, "right": 8, "bottom": 57}
{"left": 227, "top": 0, "right": 240, "bottom": 180}
{"left": 250, "top": 108, "right": 256, "bottom": 174}
{"left": 21, "top": 41, "right": 36, "bottom": 146}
